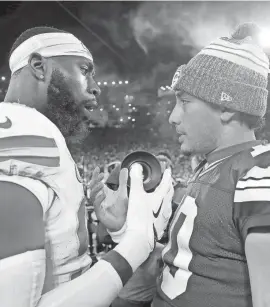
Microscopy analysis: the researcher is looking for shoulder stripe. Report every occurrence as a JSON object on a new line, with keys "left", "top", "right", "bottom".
{"left": 0, "top": 147, "right": 59, "bottom": 157}
{"left": 0, "top": 136, "right": 60, "bottom": 167}
{"left": 0, "top": 156, "right": 60, "bottom": 167}
{"left": 239, "top": 176, "right": 270, "bottom": 182}
{"left": 236, "top": 186, "right": 270, "bottom": 191}
{"left": 241, "top": 166, "right": 270, "bottom": 180}
{"left": 250, "top": 144, "right": 270, "bottom": 157}
{"left": 234, "top": 188, "right": 270, "bottom": 202}
{"left": 0, "top": 135, "right": 57, "bottom": 150}
{"left": 237, "top": 178, "right": 270, "bottom": 189}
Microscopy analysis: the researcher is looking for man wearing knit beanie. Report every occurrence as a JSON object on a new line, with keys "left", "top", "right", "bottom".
{"left": 153, "top": 22, "right": 270, "bottom": 307}
{"left": 107, "top": 23, "right": 270, "bottom": 307}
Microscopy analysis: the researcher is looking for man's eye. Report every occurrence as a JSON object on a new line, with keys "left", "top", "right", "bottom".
{"left": 81, "top": 66, "right": 89, "bottom": 75}
{"left": 181, "top": 99, "right": 189, "bottom": 105}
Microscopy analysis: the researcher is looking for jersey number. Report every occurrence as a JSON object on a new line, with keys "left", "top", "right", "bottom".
{"left": 161, "top": 196, "right": 197, "bottom": 299}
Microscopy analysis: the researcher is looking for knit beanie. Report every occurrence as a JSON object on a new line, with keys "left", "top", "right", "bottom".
{"left": 171, "top": 23, "right": 269, "bottom": 117}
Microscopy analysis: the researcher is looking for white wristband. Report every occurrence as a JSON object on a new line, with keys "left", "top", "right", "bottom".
{"left": 114, "top": 231, "right": 151, "bottom": 272}
{"left": 107, "top": 222, "right": 127, "bottom": 243}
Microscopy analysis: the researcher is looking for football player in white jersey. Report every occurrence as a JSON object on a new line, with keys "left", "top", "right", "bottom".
{"left": 91, "top": 23, "right": 270, "bottom": 307}
{"left": 0, "top": 26, "right": 174, "bottom": 307}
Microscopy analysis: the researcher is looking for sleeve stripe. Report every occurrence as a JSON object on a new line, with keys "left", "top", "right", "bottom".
{"left": 239, "top": 176, "right": 270, "bottom": 182}
{"left": 0, "top": 135, "right": 57, "bottom": 149}
{"left": 236, "top": 186, "right": 270, "bottom": 191}
{"left": 0, "top": 147, "right": 59, "bottom": 158}
{"left": 250, "top": 144, "right": 270, "bottom": 157}
{"left": 234, "top": 188, "right": 270, "bottom": 202}
{"left": 102, "top": 250, "right": 133, "bottom": 286}
{"left": 237, "top": 180, "right": 270, "bottom": 189}
{"left": 241, "top": 166, "right": 270, "bottom": 180}
{"left": 0, "top": 156, "right": 60, "bottom": 167}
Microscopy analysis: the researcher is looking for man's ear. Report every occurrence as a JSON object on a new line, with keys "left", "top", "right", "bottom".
{"left": 28, "top": 53, "right": 47, "bottom": 81}
{"left": 220, "top": 107, "right": 236, "bottom": 123}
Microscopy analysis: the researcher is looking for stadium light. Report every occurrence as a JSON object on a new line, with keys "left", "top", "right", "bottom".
{"left": 119, "top": 81, "right": 122, "bottom": 84}
{"left": 112, "top": 81, "right": 116, "bottom": 85}
{"left": 259, "top": 28, "right": 270, "bottom": 48}
{"left": 97, "top": 82, "right": 101, "bottom": 85}
{"left": 113, "top": 105, "right": 116, "bottom": 108}
{"left": 100, "top": 108, "right": 103, "bottom": 111}
{"left": 129, "top": 104, "right": 132, "bottom": 107}
{"left": 104, "top": 81, "right": 107, "bottom": 85}
{"left": 116, "top": 108, "right": 120, "bottom": 111}
{"left": 128, "top": 116, "right": 131, "bottom": 120}
{"left": 132, "top": 107, "right": 136, "bottom": 110}
{"left": 132, "top": 118, "right": 135, "bottom": 122}
{"left": 1, "top": 76, "right": 5, "bottom": 81}
{"left": 120, "top": 118, "right": 123, "bottom": 122}
{"left": 125, "top": 81, "right": 129, "bottom": 84}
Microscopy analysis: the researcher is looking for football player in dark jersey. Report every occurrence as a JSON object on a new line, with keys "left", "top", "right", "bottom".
{"left": 91, "top": 22, "right": 270, "bottom": 307}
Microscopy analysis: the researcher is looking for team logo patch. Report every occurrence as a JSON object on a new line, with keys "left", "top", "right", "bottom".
{"left": 171, "top": 66, "right": 183, "bottom": 89}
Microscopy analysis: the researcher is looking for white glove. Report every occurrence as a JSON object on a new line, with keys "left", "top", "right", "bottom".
{"left": 111, "top": 164, "right": 173, "bottom": 243}
{"left": 152, "top": 182, "right": 174, "bottom": 240}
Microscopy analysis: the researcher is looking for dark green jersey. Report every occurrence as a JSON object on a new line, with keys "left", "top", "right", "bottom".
{"left": 156, "top": 140, "right": 270, "bottom": 307}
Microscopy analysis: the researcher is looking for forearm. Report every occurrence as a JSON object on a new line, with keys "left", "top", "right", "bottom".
{"left": 38, "top": 235, "right": 150, "bottom": 307}
{"left": 38, "top": 260, "right": 123, "bottom": 307}
{"left": 245, "top": 231, "right": 270, "bottom": 307}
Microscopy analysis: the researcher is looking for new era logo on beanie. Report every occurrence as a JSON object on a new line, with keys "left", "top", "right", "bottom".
{"left": 221, "top": 92, "right": 233, "bottom": 102}
{"left": 171, "top": 22, "right": 269, "bottom": 117}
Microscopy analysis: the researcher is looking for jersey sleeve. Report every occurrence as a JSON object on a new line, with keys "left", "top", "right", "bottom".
{"left": 0, "top": 250, "right": 46, "bottom": 307}
{"left": 37, "top": 251, "right": 133, "bottom": 307}
{"left": 0, "top": 175, "right": 54, "bottom": 214}
{"left": 233, "top": 164, "right": 270, "bottom": 241}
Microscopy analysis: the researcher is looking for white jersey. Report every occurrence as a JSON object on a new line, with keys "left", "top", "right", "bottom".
{"left": 0, "top": 102, "right": 91, "bottom": 291}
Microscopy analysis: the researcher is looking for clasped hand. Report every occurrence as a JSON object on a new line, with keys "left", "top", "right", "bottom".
{"left": 88, "top": 164, "right": 174, "bottom": 240}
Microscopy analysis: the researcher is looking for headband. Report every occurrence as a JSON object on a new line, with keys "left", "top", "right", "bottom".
{"left": 9, "top": 32, "right": 93, "bottom": 74}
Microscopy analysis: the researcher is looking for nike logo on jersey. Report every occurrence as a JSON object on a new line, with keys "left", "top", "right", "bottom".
{"left": 153, "top": 201, "right": 163, "bottom": 218}
{"left": 0, "top": 116, "right": 12, "bottom": 129}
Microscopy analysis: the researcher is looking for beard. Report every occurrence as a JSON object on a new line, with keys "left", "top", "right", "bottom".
{"left": 43, "top": 69, "right": 90, "bottom": 147}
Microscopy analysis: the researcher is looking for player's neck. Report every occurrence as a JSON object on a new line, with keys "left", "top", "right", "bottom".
{"left": 4, "top": 79, "right": 37, "bottom": 109}
{"left": 215, "top": 126, "right": 256, "bottom": 153}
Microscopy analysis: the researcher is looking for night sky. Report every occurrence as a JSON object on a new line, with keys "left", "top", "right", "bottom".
{"left": 1, "top": 1, "right": 270, "bottom": 85}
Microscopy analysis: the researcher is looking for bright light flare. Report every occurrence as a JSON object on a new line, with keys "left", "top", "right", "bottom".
{"left": 259, "top": 28, "right": 270, "bottom": 48}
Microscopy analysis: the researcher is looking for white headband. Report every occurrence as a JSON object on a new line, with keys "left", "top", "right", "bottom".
{"left": 9, "top": 32, "right": 93, "bottom": 75}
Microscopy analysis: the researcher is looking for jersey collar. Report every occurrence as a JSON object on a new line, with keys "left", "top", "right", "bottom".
{"left": 206, "top": 140, "right": 265, "bottom": 165}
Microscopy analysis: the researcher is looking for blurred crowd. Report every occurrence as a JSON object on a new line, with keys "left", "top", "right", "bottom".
{"left": 72, "top": 128, "right": 194, "bottom": 185}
